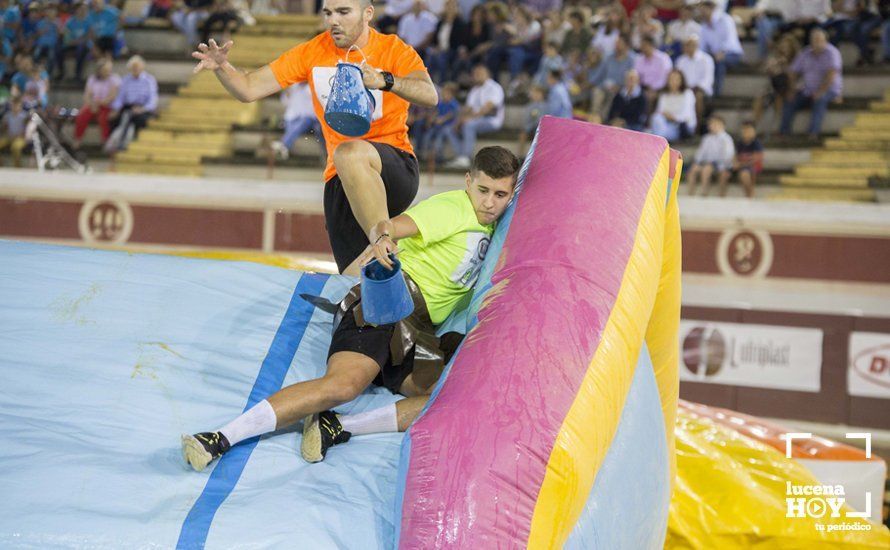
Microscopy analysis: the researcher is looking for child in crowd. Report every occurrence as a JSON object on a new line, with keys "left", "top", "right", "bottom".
{"left": 427, "top": 82, "right": 461, "bottom": 162}
{"left": 730, "top": 120, "right": 764, "bottom": 198}
{"left": 533, "top": 41, "right": 564, "bottom": 86}
{"left": 686, "top": 115, "right": 735, "bottom": 196}
{"left": 518, "top": 84, "right": 546, "bottom": 154}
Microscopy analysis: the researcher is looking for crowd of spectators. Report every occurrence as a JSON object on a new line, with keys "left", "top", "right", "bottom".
{"left": 372, "top": 0, "right": 889, "bottom": 196}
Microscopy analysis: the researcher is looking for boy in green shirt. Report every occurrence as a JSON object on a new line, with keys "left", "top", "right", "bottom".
{"left": 183, "top": 147, "right": 519, "bottom": 470}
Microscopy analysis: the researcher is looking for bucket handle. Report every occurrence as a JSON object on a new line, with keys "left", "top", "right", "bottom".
{"left": 341, "top": 44, "right": 369, "bottom": 67}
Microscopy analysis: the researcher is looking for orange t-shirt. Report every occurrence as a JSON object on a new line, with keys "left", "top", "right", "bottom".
{"left": 269, "top": 29, "right": 428, "bottom": 182}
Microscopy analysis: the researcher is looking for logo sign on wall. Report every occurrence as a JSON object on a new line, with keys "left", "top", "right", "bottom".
{"left": 716, "top": 229, "right": 774, "bottom": 278}
{"left": 679, "top": 321, "right": 823, "bottom": 392}
{"left": 78, "top": 200, "right": 134, "bottom": 245}
{"left": 848, "top": 332, "right": 890, "bottom": 399}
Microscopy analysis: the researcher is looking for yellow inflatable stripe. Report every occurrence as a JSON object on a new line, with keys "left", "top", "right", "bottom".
{"left": 527, "top": 148, "right": 671, "bottom": 549}
{"left": 645, "top": 156, "right": 683, "bottom": 489}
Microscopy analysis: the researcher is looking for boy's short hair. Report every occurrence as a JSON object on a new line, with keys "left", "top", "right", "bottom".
{"left": 472, "top": 146, "right": 520, "bottom": 183}
{"left": 741, "top": 119, "right": 756, "bottom": 129}
{"left": 442, "top": 81, "right": 459, "bottom": 94}
{"left": 709, "top": 114, "right": 725, "bottom": 125}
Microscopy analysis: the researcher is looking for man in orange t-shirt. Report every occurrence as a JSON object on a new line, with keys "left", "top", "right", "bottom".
{"left": 191, "top": 0, "right": 438, "bottom": 274}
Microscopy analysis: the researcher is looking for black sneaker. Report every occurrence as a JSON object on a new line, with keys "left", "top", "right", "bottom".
{"left": 181, "top": 431, "right": 231, "bottom": 472}
{"left": 301, "top": 411, "right": 351, "bottom": 463}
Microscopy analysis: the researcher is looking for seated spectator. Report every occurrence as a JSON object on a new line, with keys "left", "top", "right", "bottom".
{"left": 779, "top": 0, "right": 831, "bottom": 45}
{"left": 629, "top": 4, "right": 664, "bottom": 51}
{"left": 633, "top": 34, "right": 671, "bottom": 105}
{"left": 648, "top": 69, "right": 696, "bottom": 142}
{"left": 398, "top": 1, "right": 439, "bottom": 51}
{"left": 446, "top": 64, "right": 504, "bottom": 169}
{"left": 518, "top": 84, "right": 546, "bottom": 155}
{"left": 0, "top": 97, "right": 28, "bottom": 167}
{"left": 607, "top": 68, "right": 647, "bottom": 131}
{"left": 752, "top": 33, "right": 799, "bottom": 133}
{"left": 730, "top": 120, "right": 764, "bottom": 198}
{"left": 591, "top": 5, "right": 626, "bottom": 58}
{"left": 376, "top": 0, "right": 415, "bottom": 34}
{"left": 752, "top": 0, "right": 794, "bottom": 61}
{"left": 561, "top": 9, "right": 592, "bottom": 55}
{"left": 780, "top": 28, "right": 842, "bottom": 138}
{"left": 33, "top": 4, "right": 60, "bottom": 73}
{"left": 109, "top": 55, "right": 158, "bottom": 142}
{"left": 882, "top": 2, "right": 890, "bottom": 64}
{"left": 0, "top": 30, "right": 13, "bottom": 82}
{"left": 12, "top": 55, "right": 50, "bottom": 108}
{"left": 146, "top": 0, "right": 174, "bottom": 19}
{"left": 674, "top": 35, "right": 714, "bottom": 127}
{"left": 664, "top": 4, "right": 700, "bottom": 58}
{"left": 687, "top": 115, "right": 735, "bottom": 196}
{"left": 20, "top": 4, "right": 42, "bottom": 51}
{"left": 57, "top": 2, "right": 91, "bottom": 81}
{"left": 533, "top": 40, "right": 565, "bottom": 86}
{"left": 89, "top": 0, "right": 122, "bottom": 57}
{"left": 504, "top": 5, "right": 542, "bottom": 79}
{"left": 171, "top": 0, "right": 213, "bottom": 49}
{"left": 546, "top": 69, "right": 573, "bottom": 119}
{"left": 1, "top": 0, "right": 21, "bottom": 44}
{"left": 426, "top": 81, "right": 461, "bottom": 161}
{"left": 270, "top": 82, "right": 322, "bottom": 160}
{"left": 200, "top": 0, "right": 240, "bottom": 46}
{"left": 588, "top": 32, "right": 635, "bottom": 120}
{"left": 452, "top": 4, "right": 491, "bottom": 88}
{"left": 426, "top": 0, "right": 468, "bottom": 83}
{"left": 698, "top": 0, "right": 743, "bottom": 96}
{"left": 825, "top": 0, "right": 883, "bottom": 66}
{"left": 73, "top": 59, "right": 120, "bottom": 149}
{"left": 525, "top": 0, "right": 562, "bottom": 18}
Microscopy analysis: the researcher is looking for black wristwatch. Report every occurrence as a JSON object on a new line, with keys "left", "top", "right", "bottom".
{"left": 381, "top": 71, "right": 395, "bottom": 92}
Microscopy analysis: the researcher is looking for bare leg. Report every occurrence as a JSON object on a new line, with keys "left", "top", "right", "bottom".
{"left": 267, "top": 351, "right": 380, "bottom": 429}
{"left": 739, "top": 170, "right": 755, "bottom": 198}
{"left": 699, "top": 165, "right": 714, "bottom": 196}
{"left": 687, "top": 164, "right": 702, "bottom": 195}
{"left": 332, "top": 140, "right": 389, "bottom": 239}
{"left": 396, "top": 396, "right": 430, "bottom": 431}
{"left": 717, "top": 170, "right": 731, "bottom": 197}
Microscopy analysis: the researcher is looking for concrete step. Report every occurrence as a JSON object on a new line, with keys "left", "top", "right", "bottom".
{"left": 794, "top": 164, "right": 889, "bottom": 179}
{"left": 870, "top": 101, "right": 890, "bottom": 112}
{"left": 149, "top": 119, "right": 236, "bottom": 131}
{"left": 853, "top": 114, "right": 890, "bottom": 128}
{"left": 841, "top": 127, "right": 890, "bottom": 139}
{"left": 824, "top": 136, "right": 890, "bottom": 149}
{"left": 114, "top": 161, "right": 204, "bottom": 177}
{"left": 769, "top": 187, "right": 876, "bottom": 202}
{"left": 811, "top": 150, "right": 889, "bottom": 163}
{"left": 127, "top": 142, "right": 229, "bottom": 156}
{"left": 116, "top": 151, "right": 204, "bottom": 165}
{"left": 780, "top": 174, "right": 871, "bottom": 188}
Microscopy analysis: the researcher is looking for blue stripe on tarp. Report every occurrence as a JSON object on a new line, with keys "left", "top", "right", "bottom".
{"left": 176, "top": 272, "right": 330, "bottom": 550}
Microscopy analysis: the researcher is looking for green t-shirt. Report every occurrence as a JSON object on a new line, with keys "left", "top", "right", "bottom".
{"left": 400, "top": 189, "right": 495, "bottom": 325}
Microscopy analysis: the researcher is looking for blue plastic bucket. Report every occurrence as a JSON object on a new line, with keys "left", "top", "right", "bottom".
{"left": 361, "top": 255, "right": 414, "bottom": 325}
{"left": 324, "top": 62, "right": 376, "bottom": 137}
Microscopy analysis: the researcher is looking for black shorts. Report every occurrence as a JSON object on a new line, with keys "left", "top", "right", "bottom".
{"left": 324, "top": 142, "right": 419, "bottom": 273}
{"left": 328, "top": 300, "right": 464, "bottom": 394}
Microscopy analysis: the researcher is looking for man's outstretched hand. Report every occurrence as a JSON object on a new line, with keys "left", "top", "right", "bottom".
{"left": 192, "top": 39, "right": 233, "bottom": 73}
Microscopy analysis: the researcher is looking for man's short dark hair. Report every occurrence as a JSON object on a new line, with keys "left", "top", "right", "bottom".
{"left": 472, "top": 146, "right": 520, "bottom": 183}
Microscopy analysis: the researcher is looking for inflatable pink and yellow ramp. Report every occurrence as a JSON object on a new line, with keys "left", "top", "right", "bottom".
{"left": 395, "top": 117, "right": 684, "bottom": 548}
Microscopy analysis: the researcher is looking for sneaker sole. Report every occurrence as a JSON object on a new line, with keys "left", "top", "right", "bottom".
{"left": 181, "top": 434, "right": 213, "bottom": 472}
{"left": 300, "top": 413, "right": 324, "bottom": 463}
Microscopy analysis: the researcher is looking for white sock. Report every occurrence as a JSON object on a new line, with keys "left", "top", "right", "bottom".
{"left": 338, "top": 402, "right": 398, "bottom": 436}
{"left": 217, "top": 399, "right": 277, "bottom": 446}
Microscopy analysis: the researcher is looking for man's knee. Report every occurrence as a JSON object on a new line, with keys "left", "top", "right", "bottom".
{"left": 319, "top": 371, "right": 369, "bottom": 404}
{"left": 332, "top": 140, "right": 378, "bottom": 172}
